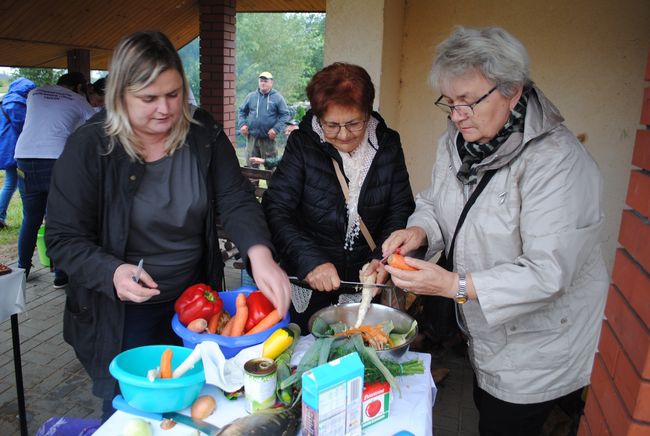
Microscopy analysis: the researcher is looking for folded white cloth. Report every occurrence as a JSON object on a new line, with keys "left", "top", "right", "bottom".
{"left": 198, "top": 342, "right": 264, "bottom": 392}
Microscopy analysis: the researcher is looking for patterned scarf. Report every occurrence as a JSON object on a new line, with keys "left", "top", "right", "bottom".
{"left": 456, "top": 89, "right": 529, "bottom": 185}
{"left": 312, "top": 115, "right": 380, "bottom": 250}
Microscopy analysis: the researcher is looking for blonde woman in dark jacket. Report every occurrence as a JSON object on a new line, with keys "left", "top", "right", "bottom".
{"left": 262, "top": 63, "right": 415, "bottom": 330}
{"left": 46, "top": 31, "right": 291, "bottom": 421}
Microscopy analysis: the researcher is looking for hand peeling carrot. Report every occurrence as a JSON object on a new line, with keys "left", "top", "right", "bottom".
{"left": 245, "top": 309, "right": 282, "bottom": 335}
{"left": 160, "top": 348, "right": 173, "bottom": 379}
{"left": 387, "top": 253, "right": 418, "bottom": 271}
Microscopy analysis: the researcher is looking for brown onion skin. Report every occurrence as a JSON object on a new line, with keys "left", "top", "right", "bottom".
{"left": 187, "top": 318, "right": 208, "bottom": 333}
{"left": 191, "top": 395, "right": 216, "bottom": 420}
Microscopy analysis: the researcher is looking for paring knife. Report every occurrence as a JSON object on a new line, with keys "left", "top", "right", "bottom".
{"left": 288, "top": 276, "right": 395, "bottom": 290}
{"left": 112, "top": 395, "right": 220, "bottom": 436}
{"left": 132, "top": 258, "right": 144, "bottom": 283}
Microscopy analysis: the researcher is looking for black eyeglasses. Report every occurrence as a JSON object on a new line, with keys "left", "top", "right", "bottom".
{"left": 318, "top": 118, "right": 368, "bottom": 137}
{"left": 435, "top": 85, "right": 498, "bottom": 117}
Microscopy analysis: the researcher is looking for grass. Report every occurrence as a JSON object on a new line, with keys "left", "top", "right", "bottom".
{"left": 0, "top": 170, "right": 22, "bottom": 246}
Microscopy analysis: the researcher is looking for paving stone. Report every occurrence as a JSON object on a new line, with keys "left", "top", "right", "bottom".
{"left": 22, "top": 349, "right": 55, "bottom": 367}
{"left": 0, "top": 360, "right": 15, "bottom": 379}
{"left": 32, "top": 340, "right": 68, "bottom": 359}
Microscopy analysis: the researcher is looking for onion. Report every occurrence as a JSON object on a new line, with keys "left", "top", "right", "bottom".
{"left": 191, "top": 395, "right": 216, "bottom": 420}
{"left": 187, "top": 318, "right": 208, "bottom": 332}
{"left": 122, "top": 418, "right": 153, "bottom": 436}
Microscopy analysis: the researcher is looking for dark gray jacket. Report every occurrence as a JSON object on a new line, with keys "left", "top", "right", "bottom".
{"left": 46, "top": 109, "right": 272, "bottom": 398}
{"left": 237, "top": 89, "right": 290, "bottom": 139}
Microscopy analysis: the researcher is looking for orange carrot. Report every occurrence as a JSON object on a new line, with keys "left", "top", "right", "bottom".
{"left": 335, "top": 325, "right": 394, "bottom": 350}
{"left": 387, "top": 253, "right": 418, "bottom": 271}
{"left": 160, "top": 348, "right": 173, "bottom": 379}
{"left": 220, "top": 318, "right": 233, "bottom": 336}
{"left": 229, "top": 293, "right": 248, "bottom": 336}
{"left": 207, "top": 311, "right": 221, "bottom": 334}
{"left": 220, "top": 293, "right": 248, "bottom": 337}
{"left": 245, "top": 309, "right": 282, "bottom": 335}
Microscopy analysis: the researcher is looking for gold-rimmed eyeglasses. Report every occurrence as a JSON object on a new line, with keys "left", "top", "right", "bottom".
{"left": 318, "top": 118, "right": 368, "bottom": 137}
{"left": 435, "top": 85, "right": 498, "bottom": 117}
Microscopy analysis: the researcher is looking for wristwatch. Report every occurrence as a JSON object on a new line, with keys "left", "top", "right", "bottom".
{"left": 455, "top": 272, "right": 468, "bottom": 304}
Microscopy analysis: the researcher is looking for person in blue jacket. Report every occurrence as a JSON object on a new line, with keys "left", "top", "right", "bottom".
{"left": 0, "top": 77, "right": 36, "bottom": 229}
{"left": 238, "top": 71, "right": 290, "bottom": 170}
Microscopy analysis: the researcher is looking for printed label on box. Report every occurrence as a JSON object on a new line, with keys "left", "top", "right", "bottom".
{"left": 362, "top": 381, "right": 390, "bottom": 428}
{"left": 301, "top": 352, "right": 364, "bottom": 436}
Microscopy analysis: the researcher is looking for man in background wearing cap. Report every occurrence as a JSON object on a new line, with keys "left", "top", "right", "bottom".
{"left": 238, "top": 71, "right": 290, "bottom": 169}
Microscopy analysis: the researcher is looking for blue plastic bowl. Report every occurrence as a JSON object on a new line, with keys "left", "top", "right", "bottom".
{"left": 172, "top": 286, "right": 290, "bottom": 358}
{"left": 109, "top": 345, "right": 205, "bottom": 413}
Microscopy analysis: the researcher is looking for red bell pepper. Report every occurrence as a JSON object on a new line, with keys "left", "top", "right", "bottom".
{"left": 174, "top": 283, "right": 223, "bottom": 326}
{"left": 244, "top": 291, "right": 275, "bottom": 332}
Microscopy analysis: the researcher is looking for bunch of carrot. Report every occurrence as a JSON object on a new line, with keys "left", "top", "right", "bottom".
{"left": 219, "top": 293, "right": 283, "bottom": 337}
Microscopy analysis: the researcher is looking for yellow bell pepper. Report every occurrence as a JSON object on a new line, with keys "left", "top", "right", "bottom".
{"left": 262, "top": 327, "right": 294, "bottom": 359}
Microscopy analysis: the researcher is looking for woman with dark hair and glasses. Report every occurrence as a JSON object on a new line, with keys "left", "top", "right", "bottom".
{"left": 383, "top": 26, "right": 608, "bottom": 435}
{"left": 262, "top": 62, "right": 415, "bottom": 329}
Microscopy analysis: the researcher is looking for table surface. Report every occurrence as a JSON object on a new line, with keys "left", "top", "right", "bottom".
{"left": 95, "top": 351, "right": 435, "bottom": 436}
{"left": 0, "top": 268, "right": 26, "bottom": 322}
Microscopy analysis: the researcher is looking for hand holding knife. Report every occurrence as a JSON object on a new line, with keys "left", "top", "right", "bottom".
{"left": 379, "top": 247, "right": 401, "bottom": 266}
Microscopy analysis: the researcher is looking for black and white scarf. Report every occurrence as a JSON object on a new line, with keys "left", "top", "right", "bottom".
{"left": 456, "top": 89, "right": 529, "bottom": 185}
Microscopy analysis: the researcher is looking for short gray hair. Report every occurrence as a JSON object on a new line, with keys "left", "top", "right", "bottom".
{"left": 104, "top": 31, "right": 194, "bottom": 160}
{"left": 430, "top": 26, "right": 531, "bottom": 98}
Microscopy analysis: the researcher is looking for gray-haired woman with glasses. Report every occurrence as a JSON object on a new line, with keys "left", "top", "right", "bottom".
{"left": 262, "top": 62, "right": 415, "bottom": 330}
{"left": 383, "top": 26, "right": 607, "bottom": 435}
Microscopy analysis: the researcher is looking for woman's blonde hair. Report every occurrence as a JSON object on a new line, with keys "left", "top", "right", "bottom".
{"left": 104, "top": 31, "right": 194, "bottom": 160}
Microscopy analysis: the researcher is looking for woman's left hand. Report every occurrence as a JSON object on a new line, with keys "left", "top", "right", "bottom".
{"left": 362, "top": 259, "right": 390, "bottom": 286}
{"left": 247, "top": 244, "right": 291, "bottom": 316}
{"left": 385, "top": 256, "right": 457, "bottom": 299}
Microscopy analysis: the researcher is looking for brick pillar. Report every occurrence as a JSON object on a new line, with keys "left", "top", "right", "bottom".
{"left": 578, "top": 50, "right": 650, "bottom": 435}
{"left": 199, "top": 0, "right": 237, "bottom": 146}
{"left": 67, "top": 49, "right": 90, "bottom": 84}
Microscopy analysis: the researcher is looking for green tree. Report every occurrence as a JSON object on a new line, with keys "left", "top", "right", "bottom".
{"left": 10, "top": 68, "right": 66, "bottom": 87}
{"left": 169, "top": 13, "right": 324, "bottom": 127}
{"left": 235, "top": 13, "right": 324, "bottom": 107}
{"left": 178, "top": 39, "right": 201, "bottom": 105}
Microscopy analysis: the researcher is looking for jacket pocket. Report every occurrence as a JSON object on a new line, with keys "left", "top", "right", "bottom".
{"left": 63, "top": 290, "right": 97, "bottom": 373}
{"left": 504, "top": 307, "right": 572, "bottom": 370}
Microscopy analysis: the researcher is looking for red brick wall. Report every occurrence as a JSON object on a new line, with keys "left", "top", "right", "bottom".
{"left": 199, "top": 0, "right": 237, "bottom": 145}
{"left": 579, "top": 49, "right": 650, "bottom": 435}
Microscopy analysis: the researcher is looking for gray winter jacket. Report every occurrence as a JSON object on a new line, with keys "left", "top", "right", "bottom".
{"left": 409, "top": 86, "right": 608, "bottom": 404}
{"left": 237, "top": 89, "right": 290, "bottom": 139}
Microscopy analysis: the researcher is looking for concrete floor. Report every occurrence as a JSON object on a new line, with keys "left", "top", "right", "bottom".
{"left": 0, "top": 257, "right": 478, "bottom": 435}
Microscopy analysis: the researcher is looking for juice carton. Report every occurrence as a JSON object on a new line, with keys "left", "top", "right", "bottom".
{"left": 361, "top": 381, "right": 390, "bottom": 428}
{"left": 301, "top": 352, "right": 364, "bottom": 436}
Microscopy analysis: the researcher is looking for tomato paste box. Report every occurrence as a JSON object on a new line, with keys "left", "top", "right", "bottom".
{"left": 362, "top": 381, "right": 390, "bottom": 428}
{"left": 301, "top": 352, "right": 364, "bottom": 436}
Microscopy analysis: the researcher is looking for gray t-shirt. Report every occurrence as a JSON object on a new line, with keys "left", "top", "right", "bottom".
{"left": 126, "top": 145, "right": 207, "bottom": 302}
